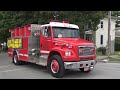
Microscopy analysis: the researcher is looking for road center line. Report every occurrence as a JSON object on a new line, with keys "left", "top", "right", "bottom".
{"left": 0, "top": 65, "right": 13, "bottom": 68}
{"left": 0, "top": 68, "right": 27, "bottom": 73}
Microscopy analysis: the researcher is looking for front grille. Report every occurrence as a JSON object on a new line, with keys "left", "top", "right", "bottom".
{"left": 78, "top": 46, "right": 95, "bottom": 56}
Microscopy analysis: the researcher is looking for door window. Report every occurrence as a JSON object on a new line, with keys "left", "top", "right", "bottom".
{"left": 42, "top": 26, "right": 51, "bottom": 38}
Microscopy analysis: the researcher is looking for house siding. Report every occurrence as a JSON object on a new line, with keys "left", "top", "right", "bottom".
{"left": 95, "top": 18, "right": 116, "bottom": 53}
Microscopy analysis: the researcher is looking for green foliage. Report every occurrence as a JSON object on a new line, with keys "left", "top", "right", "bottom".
{"left": 0, "top": 11, "right": 107, "bottom": 43}
{"left": 112, "top": 11, "right": 120, "bottom": 17}
{"left": 115, "top": 37, "right": 120, "bottom": 51}
{"left": 97, "top": 47, "right": 106, "bottom": 55}
{"left": 112, "top": 11, "right": 120, "bottom": 27}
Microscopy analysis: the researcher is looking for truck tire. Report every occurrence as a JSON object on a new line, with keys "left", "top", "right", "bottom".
{"left": 47, "top": 55, "right": 65, "bottom": 78}
{"left": 12, "top": 53, "right": 22, "bottom": 65}
{"left": 79, "top": 68, "right": 91, "bottom": 73}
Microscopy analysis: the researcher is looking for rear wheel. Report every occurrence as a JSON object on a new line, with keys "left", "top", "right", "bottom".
{"left": 12, "top": 53, "right": 23, "bottom": 65}
{"left": 47, "top": 55, "right": 65, "bottom": 78}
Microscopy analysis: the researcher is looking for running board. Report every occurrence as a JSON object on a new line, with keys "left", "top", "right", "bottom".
{"left": 36, "top": 55, "right": 48, "bottom": 66}
{"left": 28, "top": 55, "right": 48, "bottom": 66}
{"left": 36, "top": 62, "right": 47, "bottom": 66}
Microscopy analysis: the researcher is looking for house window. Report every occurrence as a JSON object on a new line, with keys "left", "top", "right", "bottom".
{"left": 101, "top": 21, "right": 103, "bottom": 28}
{"left": 100, "top": 35, "right": 103, "bottom": 44}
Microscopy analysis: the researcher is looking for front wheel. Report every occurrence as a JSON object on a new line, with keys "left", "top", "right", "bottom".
{"left": 47, "top": 55, "right": 65, "bottom": 78}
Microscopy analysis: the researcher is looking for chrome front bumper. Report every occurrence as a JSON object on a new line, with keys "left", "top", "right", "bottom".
{"left": 64, "top": 60, "right": 97, "bottom": 69}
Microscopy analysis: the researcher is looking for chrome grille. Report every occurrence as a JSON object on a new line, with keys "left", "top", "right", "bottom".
{"left": 78, "top": 46, "right": 95, "bottom": 56}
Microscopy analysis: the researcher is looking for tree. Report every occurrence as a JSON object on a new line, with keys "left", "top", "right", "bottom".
{"left": 0, "top": 11, "right": 107, "bottom": 44}
{"left": 111, "top": 11, "right": 120, "bottom": 27}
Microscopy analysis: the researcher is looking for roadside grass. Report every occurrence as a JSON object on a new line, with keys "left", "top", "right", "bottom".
{"left": 108, "top": 57, "right": 120, "bottom": 62}
{"left": 96, "top": 51, "right": 120, "bottom": 62}
{"left": 112, "top": 51, "right": 120, "bottom": 55}
{"left": 96, "top": 51, "right": 106, "bottom": 56}
{"left": 96, "top": 51, "right": 120, "bottom": 56}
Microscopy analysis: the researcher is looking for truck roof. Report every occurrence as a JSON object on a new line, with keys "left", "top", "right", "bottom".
{"left": 9, "top": 22, "right": 79, "bottom": 32}
{"left": 42, "top": 22, "right": 79, "bottom": 29}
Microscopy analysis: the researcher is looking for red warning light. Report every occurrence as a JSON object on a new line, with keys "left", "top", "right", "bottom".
{"left": 62, "top": 20, "right": 69, "bottom": 23}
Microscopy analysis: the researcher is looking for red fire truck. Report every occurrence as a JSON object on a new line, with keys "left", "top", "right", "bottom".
{"left": 7, "top": 20, "right": 97, "bottom": 78}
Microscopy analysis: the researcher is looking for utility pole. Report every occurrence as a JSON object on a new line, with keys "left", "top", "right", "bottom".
{"left": 107, "top": 11, "right": 111, "bottom": 60}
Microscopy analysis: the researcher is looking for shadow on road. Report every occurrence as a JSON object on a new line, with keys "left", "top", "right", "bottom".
{"left": 20, "top": 62, "right": 47, "bottom": 70}
{"left": 15, "top": 62, "right": 95, "bottom": 79}
{"left": 63, "top": 69, "right": 94, "bottom": 79}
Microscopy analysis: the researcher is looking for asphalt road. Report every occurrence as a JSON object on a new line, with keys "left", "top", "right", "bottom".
{"left": 0, "top": 52, "right": 120, "bottom": 79}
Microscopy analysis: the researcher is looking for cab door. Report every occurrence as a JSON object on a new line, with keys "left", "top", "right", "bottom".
{"left": 39, "top": 26, "right": 52, "bottom": 66}
{"left": 40, "top": 26, "right": 52, "bottom": 54}
{"left": 45, "top": 26, "right": 52, "bottom": 51}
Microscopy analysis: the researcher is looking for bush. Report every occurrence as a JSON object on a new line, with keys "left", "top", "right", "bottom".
{"left": 101, "top": 47, "right": 106, "bottom": 55}
{"left": 97, "top": 47, "right": 106, "bottom": 55}
{"left": 115, "top": 37, "right": 120, "bottom": 51}
{"left": 97, "top": 47, "right": 102, "bottom": 52}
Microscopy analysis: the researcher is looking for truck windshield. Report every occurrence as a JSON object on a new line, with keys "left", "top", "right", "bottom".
{"left": 52, "top": 27, "right": 80, "bottom": 38}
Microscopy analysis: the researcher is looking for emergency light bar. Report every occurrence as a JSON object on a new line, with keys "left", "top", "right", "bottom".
{"left": 62, "top": 20, "right": 69, "bottom": 23}
{"left": 49, "top": 20, "right": 69, "bottom": 23}
{"left": 49, "top": 20, "right": 60, "bottom": 22}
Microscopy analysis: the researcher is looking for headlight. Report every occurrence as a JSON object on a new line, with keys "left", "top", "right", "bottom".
{"left": 65, "top": 51, "right": 71, "bottom": 56}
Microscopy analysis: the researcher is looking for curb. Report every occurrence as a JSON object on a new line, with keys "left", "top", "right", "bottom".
{"left": 97, "top": 60, "right": 120, "bottom": 63}
{"left": 97, "top": 60, "right": 108, "bottom": 63}
{"left": 109, "top": 61, "right": 120, "bottom": 63}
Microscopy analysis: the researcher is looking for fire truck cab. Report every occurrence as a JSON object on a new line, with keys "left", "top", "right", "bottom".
{"left": 7, "top": 20, "right": 97, "bottom": 78}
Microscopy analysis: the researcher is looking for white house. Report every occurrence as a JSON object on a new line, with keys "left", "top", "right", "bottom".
{"left": 85, "top": 16, "right": 117, "bottom": 53}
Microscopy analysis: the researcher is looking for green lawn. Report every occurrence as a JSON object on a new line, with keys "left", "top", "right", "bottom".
{"left": 113, "top": 51, "right": 120, "bottom": 55}
{"left": 96, "top": 51, "right": 106, "bottom": 56}
{"left": 96, "top": 51, "right": 120, "bottom": 62}
{"left": 109, "top": 57, "right": 120, "bottom": 62}
{"left": 96, "top": 51, "right": 120, "bottom": 56}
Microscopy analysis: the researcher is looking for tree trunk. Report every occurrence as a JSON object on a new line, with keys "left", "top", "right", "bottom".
{"left": 92, "top": 31, "right": 96, "bottom": 45}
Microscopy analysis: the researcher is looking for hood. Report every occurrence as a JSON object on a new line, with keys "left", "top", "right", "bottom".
{"left": 54, "top": 38, "right": 94, "bottom": 46}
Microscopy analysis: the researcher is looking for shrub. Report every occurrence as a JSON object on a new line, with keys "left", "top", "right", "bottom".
{"left": 97, "top": 47, "right": 106, "bottom": 55}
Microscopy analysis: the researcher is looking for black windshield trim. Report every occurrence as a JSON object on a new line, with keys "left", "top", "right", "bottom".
{"left": 52, "top": 27, "right": 79, "bottom": 30}
{"left": 52, "top": 27, "right": 80, "bottom": 38}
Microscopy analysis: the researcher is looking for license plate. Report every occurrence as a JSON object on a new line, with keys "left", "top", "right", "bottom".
{"left": 84, "top": 67, "right": 90, "bottom": 71}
